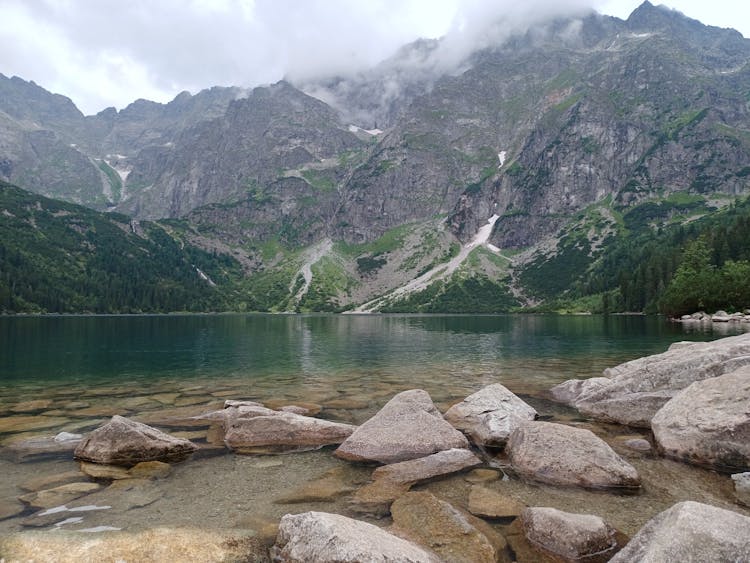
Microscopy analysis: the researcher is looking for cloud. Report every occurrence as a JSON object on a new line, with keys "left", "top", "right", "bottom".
{"left": 16, "top": 0, "right": 742, "bottom": 116}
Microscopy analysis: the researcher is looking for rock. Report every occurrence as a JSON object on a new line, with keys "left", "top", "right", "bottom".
{"left": 391, "top": 491, "right": 509, "bottom": 563}
{"left": 609, "top": 501, "right": 750, "bottom": 562}
{"left": 19, "top": 470, "right": 88, "bottom": 493}
{"left": 100, "top": 479, "right": 164, "bottom": 509}
{"left": 468, "top": 486, "right": 525, "bottom": 519}
{"left": 0, "top": 499, "right": 25, "bottom": 521}
{"left": 621, "top": 438, "right": 653, "bottom": 453}
{"left": 264, "top": 399, "right": 322, "bottom": 416}
{"left": 521, "top": 507, "right": 621, "bottom": 562}
{"left": 129, "top": 460, "right": 171, "bottom": 479}
{"left": 552, "top": 332, "right": 750, "bottom": 427}
{"left": 274, "top": 467, "right": 360, "bottom": 504}
{"left": 272, "top": 511, "right": 439, "bottom": 562}
{"left": 464, "top": 468, "right": 501, "bottom": 483}
{"left": 278, "top": 405, "right": 310, "bottom": 415}
{"left": 55, "top": 431, "right": 83, "bottom": 442}
{"left": 334, "top": 389, "right": 469, "bottom": 464}
{"left": 18, "top": 482, "right": 102, "bottom": 509}
{"left": 0, "top": 528, "right": 267, "bottom": 562}
{"left": 351, "top": 448, "right": 481, "bottom": 515}
{"left": 732, "top": 472, "right": 750, "bottom": 507}
{"left": 506, "top": 421, "right": 641, "bottom": 490}
{"left": 0, "top": 415, "right": 70, "bottom": 434}
{"left": 224, "top": 410, "right": 356, "bottom": 454}
{"left": 3, "top": 433, "right": 83, "bottom": 462}
{"left": 10, "top": 399, "right": 53, "bottom": 413}
{"left": 667, "top": 341, "right": 695, "bottom": 351}
{"left": 573, "top": 390, "right": 677, "bottom": 428}
{"left": 651, "top": 366, "right": 750, "bottom": 471}
{"left": 74, "top": 415, "right": 197, "bottom": 466}
{"left": 443, "top": 383, "right": 537, "bottom": 447}
{"left": 79, "top": 461, "right": 131, "bottom": 480}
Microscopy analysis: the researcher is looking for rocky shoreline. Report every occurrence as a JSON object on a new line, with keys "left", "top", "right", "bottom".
{"left": 1, "top": 334, "right": 749, "bottom": 561}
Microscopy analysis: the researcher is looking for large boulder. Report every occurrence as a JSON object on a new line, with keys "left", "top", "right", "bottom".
{"left": 551, "top": 332, "right": 750, "bottom": 427}
{"left": 391, "top": 491, "right": 509, "bottom": 563}
{"left": 651, "top": 366, "right": 750, "bottom": 472}
{"left": 272, "top": 511, "right": 439, "bottom": 562}
{"left": 224, "top": 410, "right": 356, "bottom": 454}
{"left": 609, "top": 501, "right": 750, "bottom": 562}
{"left": 444, "top": 383, "right": 537, "bottom": 447}
{"left": 521, "top": 507, "right": 621, "bottom": 562}
{"left": 351, "top": 448, "right": 481, "bottom": 514}
{"left": 506, "top": 421, "right": 641, "bottom": 490}
{"left": 334, "top": 390, "right": 469, "bottom": 464}
{"left": 74, "top": 415, "right": 197, "bottom": 466}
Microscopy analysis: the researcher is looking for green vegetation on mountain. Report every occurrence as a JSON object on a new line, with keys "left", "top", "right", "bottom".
{"left": 0, "top": 182, "right": 240, "bottom": 313}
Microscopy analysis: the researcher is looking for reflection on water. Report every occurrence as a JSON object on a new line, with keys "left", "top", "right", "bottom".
{"left": 0, "top": 314, "right": 748, "bottom": 541}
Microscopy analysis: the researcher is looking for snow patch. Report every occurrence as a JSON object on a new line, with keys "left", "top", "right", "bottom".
{"left": 348, "top": 124, "right": 383, "bottom": 136}
{"left": 195, "top": 266, "right": 217, "bottom": 287}
{"left": 497, "top": 151, "right": 506, "bottom": 167}
{"left": 486, "top": 243, "right": 501, "bottom": 253}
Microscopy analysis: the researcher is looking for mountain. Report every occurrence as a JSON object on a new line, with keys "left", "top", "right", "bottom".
{"left": 1, "top": 1, "right": 749, "bottom": 313}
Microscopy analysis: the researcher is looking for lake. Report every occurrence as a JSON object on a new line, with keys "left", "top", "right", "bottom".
{"left": 1, "top": 314, "right": 748, "bottom": 547}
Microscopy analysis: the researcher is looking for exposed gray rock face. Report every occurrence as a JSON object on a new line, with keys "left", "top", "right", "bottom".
{"left": 609, "top": 501, "right": 750, "bottom": 563}
{"left": 651, "top": 366, "right": 750, "bottom": 471}
{"left": 732, "top": 472, "right": 750, "bottom": 507}
{"left": 506, "top": 421, "right": 641, "bottom": 490}
{"left": 444, "top": 383, "right": 537, "bottom": 447}
{"left": 552, "top": 333, "right": 750, "bottom": 427}
{"left": 74, "top": 415, "right": 197, "bottom": 466}
{"left": 272, "top": 511, "right": 439, "bottom": 562}
{"left": 224, "top": 410, "right": 356, "bottom": 454}
{"left": 521, "top": 507, "right": 620, "bottom": 562}
{"left": 334, "top": 389, "right": 469, "bottom": 464}
{"left": 351, "top": 448, "right": 481, "bottom": 514}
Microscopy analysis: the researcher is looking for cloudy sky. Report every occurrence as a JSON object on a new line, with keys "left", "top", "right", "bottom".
{"left": 1, "top": 0, "right": 747, "bottom": 115}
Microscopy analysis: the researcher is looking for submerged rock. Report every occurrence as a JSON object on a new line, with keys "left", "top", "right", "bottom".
{"left": 18, "top": 482, "right": 102, "bottom": 510}
{"left": 0, "top": 499, "right": 25, "bottom": 521}
{"left": 552, "top": 332, "right": 750, "bottom": 427}
{"left": 444, "top": 383, "right": 537, "bottom": 447}
{"left": 610, "top": 501, "right": 750, "bottom": 562}
{"left": 334, "top": 389, "right": 469, "bottom": 464}
{"left": 351, "top": 448, "right": 481, "bottom": 514}
{"left": 274, "top": 467, "right": 361, "bottom": 504}
{"left": 74, "top": 415, "right": 197, "bottom": 466}
{"left": 224, "top": 410, "right": 356, "bottom": 454}
{"left": 468, "top": 486, "right": 525, "bottom": 519}
{"left": 651, "top": 366, "right": 750, "bottom": 472}
{"left": 506, "top": 421, "right": 641, "bottom": 490}
{"left": 0, "top": 527, "right": 267, "bottom": 563}
{"left": 272, "top": 511, "right": 439, "bottom": 562}
{"left": 391, "top": 491, "right": 509, "bottom": 563}
{"left": 521, "top": 507, "right": 621, "bottom": 562}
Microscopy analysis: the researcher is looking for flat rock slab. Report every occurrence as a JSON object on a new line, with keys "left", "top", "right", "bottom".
{"left": 506, "top": 421, "right": 641, "bottom": 490}
{"left": 552, "top": 332, "right": 750, "bottom": 427}
{"left": 652, "top": 366, "right": 750, "bottom": 472}
{"left": 444, "top": 383, "right": 537, "bottom": 447}
{"left": 521, "top": 507, "right": 621, "bottom": 562}
{"left": 351, "top": 448, "right": 481, "bottom": 515}
{"left": 468, "top": 486, "right": 525, "bottom": 519}
{"left": 0, "top": 415, "right": 70, "bottom": 434}
{"left": 391, "top": 491, "right": 509, "bottom": 563}
{"left": 272, "top": 511, "right": 439, "bottom": 562}
{"left": 74, "top": 415, "right": 197, "bottom": 466}
{"left": 610, "top": 501, "right": 750, "bottom": 562}
{"left": 274, "top": 467, "right": 362, "bottom": 504}
{"left": 0, "top": 527, "right": 266, "bottom": 563}
{"left": 224, "top": 411, "right": 356, "bottom": 454}
{"left": 18, "top": 482, "right": 103, "bottom": 510}
{"left": 0, "top": 499, "right": 26, "bottom": 521}
{"left": 334, "top": 389, "right": 469, "bottom": 464}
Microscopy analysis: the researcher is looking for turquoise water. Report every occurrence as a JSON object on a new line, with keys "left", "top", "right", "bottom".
{"left": 0, "top": 313, "right": 733, "bottom": 385}
{"left": 0, "top": 314, "right": 747, "bottom": 542}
